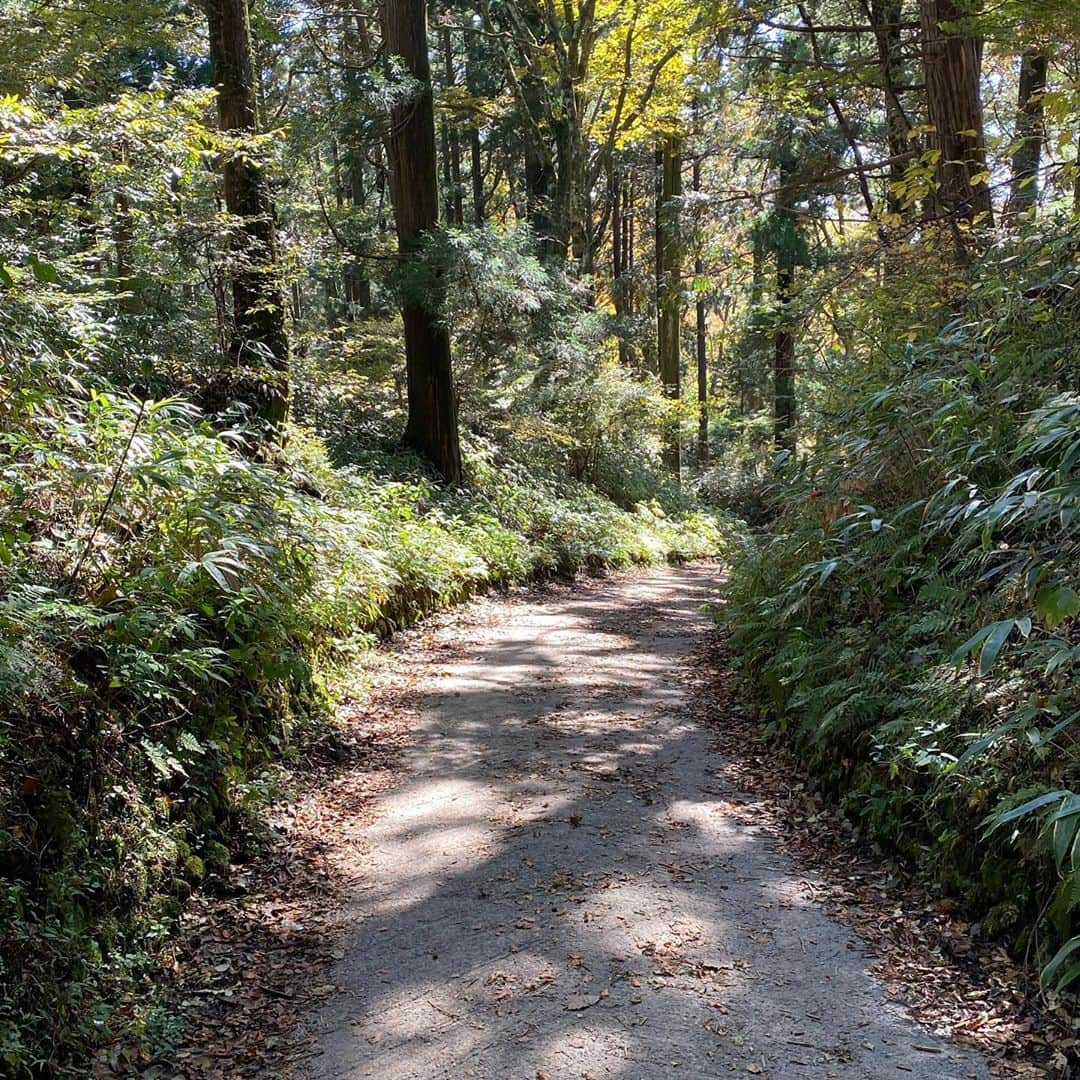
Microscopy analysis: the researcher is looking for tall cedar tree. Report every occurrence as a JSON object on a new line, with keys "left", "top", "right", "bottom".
{"left": 657, "top": 136, "right": 682, "bottom": 478}
{"left": 693, "top": 153, "right": 708, "bottom": 464}
{"left": 205, "top": 0, "right": 290, "bottom": 426}
{"left": 383, "top": 0, "right": 462, "bottom": 485}
{"left": 918, "top": 0, "right": 991, "bottom": 224}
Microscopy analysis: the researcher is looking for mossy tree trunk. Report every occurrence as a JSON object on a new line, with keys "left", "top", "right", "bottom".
{"left": 1005, "top": 48, "right": 1048, "bottom": 218}
{"left": 773, "top": 158, "right": 797, "bottom": 457}
{"left": 693, "top": 154, "right": 708, "bottom": 465}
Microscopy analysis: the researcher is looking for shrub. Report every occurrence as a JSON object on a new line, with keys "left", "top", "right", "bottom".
{"left": 723, "top": 218, "right": 1080, "bottom": 985}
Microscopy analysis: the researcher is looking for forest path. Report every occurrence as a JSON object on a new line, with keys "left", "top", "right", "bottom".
{"left": 305, "top": 564, "right": 990, "bottom": 1080}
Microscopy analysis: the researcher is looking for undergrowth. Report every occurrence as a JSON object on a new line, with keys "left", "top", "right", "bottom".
{"left": 0, "top": 301, "right": 726, "bottom": 1077}
{"left": 723, "top": 217, "right": 1080, "bottom": 992}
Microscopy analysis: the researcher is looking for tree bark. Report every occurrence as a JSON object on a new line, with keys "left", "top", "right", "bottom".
{"left": 657, "top": 136, "right": 682, "bottom": 479}
{"left": 864, "top": 0, "right": 915, "bottom": 218}
{"left": 382, "top": 0, "right": 462, "bottom": 485}
{"left": 206, "top": 0, "right": 290, "bottom": 427}
{"left": 520, "top": 33, "right": 559, "bottom": 258}
{"left": 693, "top": 155, "right": 708, "bottom": 465}
{"left": 464, "top": 31, "right": 487, "bottom": 225}
{"left": 525, "top": 133, "right": 557, "bottom": 254}
{"left": 470, "top": 127, "right": 484, "bottom": 224}
{"left": 346, "top": 157, "right": 372, "bottom": 312}
{"left": 773, "top": 160, "right": 797, "bottom": 456}
{"left": 441, "top": 27, "right": 464, "bottom": 225}
{"left": 341, "top": 13, "right": 373, "bottom": 317}
{"left": 918, "top": 0, "right": 991, "bottom": 225}
{"left": 612, "top": 163, "right": 630, "bottom": 365}
{"left": 1005, "top": 48, "right": 1048, "bottom": 218}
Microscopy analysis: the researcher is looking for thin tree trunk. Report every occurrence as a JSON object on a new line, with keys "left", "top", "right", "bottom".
{"left": 1006, "top": 48, "right": 1048, "bottom": 218}
{"left": 441, "top": 122, "right": 455, "bottom": 223}
{"left": 441, "top": 28, "right": 464, "bottom": 225}
{"left": 773, "top": 160, "right": 797, "bottom": 456}
{"left": 470, "top": 127, "right": 484, "bottom": 224}
{"left": 341, "top": 14, "right": 373, "bottom": 316}
{"left": 383, "top": 0, "right": 462, "bottom": 485}
{"left": 693, "top": 156, "right": 707, "bottom": 465}
{"left": 624, "top": 170, "right": 636, "bottom": 361}
{"left": 657, "top": 136, "right": 682, "bottom": 479}
{"left": 112, "top": 142, "right": 141, "bottom": 313}
{"left": 918, "top": 0, "right": 991, "bottom": 225}
{"left": 612, "top": 163, "right": 630, "bottom": 365}
{"left": 346, "top": 157, "right": 372, "bottom": 312}
{"left": 865, "top": 0, "right": 914, "bottom": 218}
{"left": 1075, "top": 130, "right": 1080, "bottom": 215}
{"left": 206, "top": 0, "right": 290, "bottom": 427}
{"left": 464, "top": 39, "right": 486, "bottom": 225}
{"left": 522, "top": 51, "right": 557, "bottom": 256}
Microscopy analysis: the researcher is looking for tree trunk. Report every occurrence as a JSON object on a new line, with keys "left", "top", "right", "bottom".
{"left": 624, "top": 169, "right": 636, "bottom": 362}
{"left": 206, "top": 0, "right": 290, "bottom": 428}
{"left": 1075, "top": 129, "right": 1080, "bottom": 216}
{"left": 612, "top": 164, "right": 630, "bottom": 365}
{"left": 440, "top": 28, "right": 464, "bottom": 226}
{"left": 1005, "top": 48, "right": 1048, "bottom": 218}
{"left": 693, "top": 155, "right": 707, "bottom": 465}
{"left": 521, "top": 54, "right": 558, "bottom": 257}
{"left": 470, "top": 127, "right": 484, "bottom": 224}
{"left": 112, "top": 143, "right": 141, "bottom": 314}
{"left": 346, "top": 157, "right": 372, "bottom": 312}
{"left": 657, "top": 136, "right": 682, "bottom": 479}
{"left": 464, "top": 39, "right": 486, "bottom": 225}
{"left": 341, "top": 13, "right": 373, "bottom": 316}
{"left": 774, "top": 259, "right": 796, "bottom": 456}
{"left": 773, "top": 160, "right": 797, "bottom": 456}
{"left": 918, "top": 0, "right": 991, "bottom": 225}
{"left": 383, "top": 0, "right": 462, "bottom": 486}
{"left": 553, "top": 110, "right": 578, "bottom": 263}
{"left": 866, "top": 0, "right": 914, "bottom": 218}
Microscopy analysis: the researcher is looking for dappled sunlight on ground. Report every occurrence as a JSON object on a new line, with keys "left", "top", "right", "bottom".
{"left": 305, "top": 566, "right": 991, "bottom": 1080}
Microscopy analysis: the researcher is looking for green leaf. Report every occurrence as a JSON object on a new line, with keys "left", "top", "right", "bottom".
{"left": 1040, "top": 935, "right": 1080, "bottom": 990}
{"left": 980, "top": 620, "right": 1015, "bottom": 675}
{"left": 1035, "top": 586, "right": 1080, "bottom": 630}
{"left": 953, "top": 619, "right": 1018, "bottom": 676}
{"left": 28, "top": 256, "right": 59, "bottom": 284}
{"left": 988, "top": 789, "right": 1068, "bottom": 833}
{"left": 951, "top": 623, "right": 993, "bottom": 666}
{"left": 1050, "top": 802, "right": 1080, "bottom": 870}
{"left": 178, "top": 731, "right": 205, "bottom": 756}
{"left": 956, "top": 721, "right": 1015, "bottom": 767}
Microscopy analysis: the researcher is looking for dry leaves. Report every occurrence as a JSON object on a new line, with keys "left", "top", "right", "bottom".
{"left": 134, "top": 643, "right": 423, "bottom": 1079}
{"left": 690, "top": 634, "right": 1077, "bottom": 1079}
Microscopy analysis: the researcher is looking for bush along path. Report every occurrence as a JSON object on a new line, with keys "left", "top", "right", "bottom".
{"left": 166, "top": 565, "right": 1074, "bottom": 1079}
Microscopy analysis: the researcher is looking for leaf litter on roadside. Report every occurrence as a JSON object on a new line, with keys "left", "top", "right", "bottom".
{"left": 690, "top": 633, "right": 1077, "bottom": 1079}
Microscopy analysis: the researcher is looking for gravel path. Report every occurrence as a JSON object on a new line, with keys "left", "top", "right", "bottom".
{"left": 306, "top": 564, "right": 992, "bottom": 1080}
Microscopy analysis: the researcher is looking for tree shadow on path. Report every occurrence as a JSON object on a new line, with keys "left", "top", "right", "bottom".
{"left": 304, "top": 565, "right": 991, "bottom": 1080}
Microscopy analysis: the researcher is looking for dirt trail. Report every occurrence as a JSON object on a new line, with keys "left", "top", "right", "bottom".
{"left": 306, "top": 564, "right": 991, "bottom": 1079}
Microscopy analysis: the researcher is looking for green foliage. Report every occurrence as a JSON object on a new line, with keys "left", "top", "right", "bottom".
{"left": 723, "top": 217, "right": 1080, "bottom": 987}
{"left": 0, "top": 353, "right": 726, "bottom": 1074}
{"left": 0, "top": 90, "right": 728, "bottom": 1068}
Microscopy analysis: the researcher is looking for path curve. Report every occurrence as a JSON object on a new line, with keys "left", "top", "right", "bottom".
{"left": 307, "top": 565, "right": 990, "bottom": 1080}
